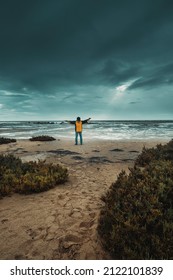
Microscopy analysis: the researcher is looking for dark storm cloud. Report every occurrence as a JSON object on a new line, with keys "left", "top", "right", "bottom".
{"left": 129, "top": 62, "right": 173, "bottom": 90}
{"left": 0, "top": 0, "right": 173, "bottom": 93}
{"left": 0, "top": 0, "right": 173, "bottom": 120}
{"left": 97, "top": 60, "right": 140, "bottom": 85}
{"left": 129, "top": 101, "right": 141, "bottom": 105}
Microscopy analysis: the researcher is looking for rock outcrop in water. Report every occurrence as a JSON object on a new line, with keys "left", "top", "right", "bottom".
{"left": 0, "top": 137, "right": 16, "bottom": 145}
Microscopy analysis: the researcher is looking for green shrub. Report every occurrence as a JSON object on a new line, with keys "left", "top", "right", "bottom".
{"left": 98, "top": 140, "right": 173, "bottom": 259}
{"left": 29, "top": 135, "right": 56, "bottom": 141}
{"left": 135, "top": 139, "right": 173, "bottom": 166}
{"left": 0, "top": 137, "right": 16, "bottom": 144}
{"left": 0, "top": 155, "right": 68, "bottom": 198}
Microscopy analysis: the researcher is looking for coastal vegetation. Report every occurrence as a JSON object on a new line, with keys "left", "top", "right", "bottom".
{"left": 98, "top": 139, "right": 173, "bottom": 259}
{"left": 29, "top": 135, "right": 56, "bottom": 141}
{"left": 0, "top": 137, "right": 16, "bottom": 145}
{"left": 0, "top": 154, "right": 68, "bottom": 198}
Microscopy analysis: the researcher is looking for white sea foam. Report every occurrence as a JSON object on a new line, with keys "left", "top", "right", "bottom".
{"left": 0, "top": 121, "right": 172, "bottom": 140}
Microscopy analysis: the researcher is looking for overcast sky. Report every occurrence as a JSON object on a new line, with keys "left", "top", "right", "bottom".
{"left": 0, "top": 0, "right": 173, "bottom": 120}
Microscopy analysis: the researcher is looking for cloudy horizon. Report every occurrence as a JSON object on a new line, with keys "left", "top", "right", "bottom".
{"left": 0, "top": 0, "right": 173, "bottom": 121}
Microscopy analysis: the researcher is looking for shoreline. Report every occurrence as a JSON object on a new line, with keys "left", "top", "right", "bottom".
{"left": 1, "top": 136, "right": 171, "bottom": 142}
{"left": 0, "top": 138, "right": 170, "bottom": 259}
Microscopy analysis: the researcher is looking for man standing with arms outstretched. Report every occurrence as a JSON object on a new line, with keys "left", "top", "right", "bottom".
{"left": 66, "top": 117, "right": 91, "bottom": 145}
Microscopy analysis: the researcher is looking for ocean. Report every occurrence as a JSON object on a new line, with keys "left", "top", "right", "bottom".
{"left": 0, "top": 120, "right": 172, "bottom": 141}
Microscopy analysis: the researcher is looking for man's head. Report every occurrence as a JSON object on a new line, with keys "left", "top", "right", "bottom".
{"left": 77, "top": 117, "right": 81, "bottom": 121}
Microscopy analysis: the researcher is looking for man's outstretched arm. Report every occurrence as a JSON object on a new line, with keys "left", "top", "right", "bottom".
{"left": 65, "top": 120, "right": 76, "bottom": 124}
{"left": 82, "top": 118, "right": 91, "bottom": 124}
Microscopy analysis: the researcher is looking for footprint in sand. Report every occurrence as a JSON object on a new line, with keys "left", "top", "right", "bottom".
{"left": 14, "top": 254, "right": 27, "bottom": 260}
{"left": 26, "top": 228, "right": 37, "bottom": 239}
{"left": 26, "top": 227, "right": 44, "bottom": 240}
{"left": 89, "top": 212, "right": 96, "bottom": 219}
{"left": 1, "top": 219, "right": 8, "bottom": 224}
{"left": 58, "top": 234, "right": 82, "bottom": 257}
{"left": 79, "top": 220, "right": 95, "bottom": 229}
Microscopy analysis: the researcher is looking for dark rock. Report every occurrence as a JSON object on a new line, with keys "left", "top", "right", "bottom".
{"left": 72, "top": 156, "right": 84, "bottom": 160}
{"left": 110, "top": 148, "right": 124, "bottom": 152}
{"left": 0, "top": 137, "right": 16, "bottom": 145}
{"left": 88, "top": 156, "right": 113, "bottom": 163}
{"left": 29, "top": 135, "right": 56, "bottom": 141}
{"left": 48, "top": 149, "right": 80, "bottom": 156}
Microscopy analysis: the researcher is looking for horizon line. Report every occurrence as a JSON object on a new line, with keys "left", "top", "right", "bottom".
{"left": 1, "top": 119, "right": 173, "bottom": 122}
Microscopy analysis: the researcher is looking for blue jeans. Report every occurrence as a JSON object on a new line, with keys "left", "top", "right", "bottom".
{"left": 75, "top": 132, "right": 83, "bottom": 145}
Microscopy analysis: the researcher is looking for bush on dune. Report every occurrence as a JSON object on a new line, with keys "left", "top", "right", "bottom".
{"left": 0, "top": 154, "right": 68, "bottom": 198}
{"left": 98, "top": 139, "right": 173, "bottom": 259}
{"left": 135, "top": 139, "right": 173, "bottom": 166}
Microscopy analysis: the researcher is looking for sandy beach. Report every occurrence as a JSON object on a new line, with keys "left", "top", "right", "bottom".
{"left": 0, "top": 138, "right": 168, "bottom": 260}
